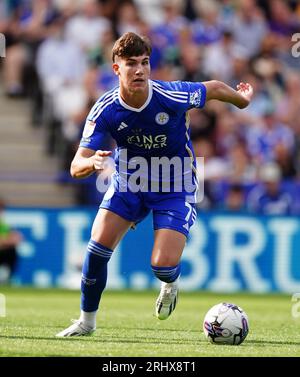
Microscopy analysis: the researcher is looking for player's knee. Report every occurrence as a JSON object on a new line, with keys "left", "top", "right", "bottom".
{"left": 90, "top": 228, "right": 101, "bottom": 243}
{"left": 90, "top": 229, "right": 114, "bottom": 250}
{"left": 151, "top": 254, "right": 178, "bottom": 267}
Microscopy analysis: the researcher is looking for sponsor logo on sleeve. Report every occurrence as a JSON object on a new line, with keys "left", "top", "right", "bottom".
{"left": 83, "top": 120, "right": 96, "bottom": 138}
{"left": 189, "top": 89, "right": 202, "bottom": 107}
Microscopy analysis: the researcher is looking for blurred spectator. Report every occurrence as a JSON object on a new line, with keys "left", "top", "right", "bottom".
{"left": 247, "top": 162, "right": 293, "bottom": 215}
{"left": 268, "top": 0, "right": 300, "bottom": 71}
{"left": 222, "top": 184, "right": 246, "bottom": 212}
{"left": 268, "top": 0, "right": 299, "bottom": 36}
{"left": 65, "top": 0, "right": 111, "bottom": 54}
{"left": 273, "top": 142, "right": 297, "bottom": 179}
{"left": 2, "top": 0, "right": 59, "bottom": 97}
{"left": 202, "top": 30, "right": 247, "bottom": 82}
{"left": 151, "top": 0, "right": 188, "bottom": 64}
{"left": 246, "top": 104, "right": 295, "bottom": 164}
{"left": 190, "top": 0, "right": 223, "bottom": 45}
{"left": 36, "top": 13, "right": 87, "bottom": 154}
{"left": 276, "top": 70, "right": 300, "bottom": 134}
{"left": 194, "top": 137, "right": 228, "bottom": 182}
{"left": 1, "top": 3, "right": 27, "bottom": 96}
{"left": 189, "top": 107, "right": 216, "bottom": 140}
{"left": 0, "top": 199, "right": 22, "bottom": 284}
{"left": 194, "top": 136, "right": 228, "bottom": 210}
{"left": 228, "top": 0, "right": 268, "bottom": 58}
{"left": 178, "top": 42, "right": 208, "bottom": 82}
{"left": 226, "top": 140, "right": 257, "bottom": 184}
{"left": 36, "top": 14, "right": 87, "bottom": 93}
{"left": 115, "top": 1, "right": 142, "bottom": 36}
{"left": 276, "top": 71, "right": 300, "bottom": 177}
{"left": 238, "top": 72, "right": 273, "bottom": 118}
{"left": 134, "top": 0, "right": 164, "bottom": 26}
{"left": 214, "top": 108, "right": 242, "bottom": 157}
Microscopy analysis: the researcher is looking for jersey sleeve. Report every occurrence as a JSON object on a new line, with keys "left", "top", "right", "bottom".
{"left": 79, "top": 102, "right": 110, "bottom": 151}
{"left": 179, "top": 81, "right": 206, "bottom": 110}
{"left": 161, "top": 80, "right": 206, "bottom": 110}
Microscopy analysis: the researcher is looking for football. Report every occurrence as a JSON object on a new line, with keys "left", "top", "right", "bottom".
{"left": 203, "top": 302, "right": 249, "bottom": 345}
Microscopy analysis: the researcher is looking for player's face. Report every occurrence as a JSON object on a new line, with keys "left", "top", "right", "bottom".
{"left": 113, "top": 55, "right": 150, "bottom": 94}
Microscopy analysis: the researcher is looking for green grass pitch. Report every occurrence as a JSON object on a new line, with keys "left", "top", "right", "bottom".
{"left": 0, "top": 287, "right": 299, "bottom": 357}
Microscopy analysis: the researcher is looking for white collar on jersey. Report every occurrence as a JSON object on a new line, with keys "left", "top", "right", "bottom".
{"left": 118, "top": 80, "right": 153, "bottom": 112}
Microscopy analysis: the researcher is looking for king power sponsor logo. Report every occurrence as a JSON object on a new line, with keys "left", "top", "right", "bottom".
{"left": 127, "top": 134, "right": 167, "bottom": 149}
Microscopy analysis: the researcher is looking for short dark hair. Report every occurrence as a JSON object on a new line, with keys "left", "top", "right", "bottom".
{"left": 112, "top": 32, "right": 152, "bottom": 62}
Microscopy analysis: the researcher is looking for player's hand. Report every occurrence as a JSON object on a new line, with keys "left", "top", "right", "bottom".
{"left": 92, "top": 150, "right": 112, "bottom": 171}
{"left": 237, "top": 82, "right": 254, "bottom": 104}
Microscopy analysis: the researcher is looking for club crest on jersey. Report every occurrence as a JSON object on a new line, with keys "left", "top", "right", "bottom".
{"left": 155, "top": 112, "right": 169, "bottom": 125}
{"left": 83, "top": 120, "right": 96, "bottom": 138}
{"left": 190, "top": 89, "right": 202, "bottom": 107}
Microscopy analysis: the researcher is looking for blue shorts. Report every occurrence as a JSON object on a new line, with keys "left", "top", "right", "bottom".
{"left": 100, "top": 182, "right": 197, "bottom": 237}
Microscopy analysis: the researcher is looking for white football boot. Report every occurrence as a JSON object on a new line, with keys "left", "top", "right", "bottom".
{"left": 56, "top": 319, "right": 95, "bottom": 337}
{"left": 155, "top": 280, "right": 179, "bottom": 320}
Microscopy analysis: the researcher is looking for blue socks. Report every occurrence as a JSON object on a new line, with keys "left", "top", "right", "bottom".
{"left": 81, "top": 240, "right": 180, "bottom": 312}
{"left": 81, "top": 240, "right": 113, "bottom": 312}
{"left": 151, "top": 264, "right": 181, "bottom": 283}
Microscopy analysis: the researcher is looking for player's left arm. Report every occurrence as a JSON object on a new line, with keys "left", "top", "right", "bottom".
{"left": 203, "top": 80, "right": 253, "bottom": 109}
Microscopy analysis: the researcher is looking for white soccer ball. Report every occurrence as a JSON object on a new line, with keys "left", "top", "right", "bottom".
{"left": 203, "top": 302, "right": 249, "bottom": 345}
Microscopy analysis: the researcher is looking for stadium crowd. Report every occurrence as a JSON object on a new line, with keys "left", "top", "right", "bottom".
{"left": 1, "top": 0, "right": 300, "bottom": 213}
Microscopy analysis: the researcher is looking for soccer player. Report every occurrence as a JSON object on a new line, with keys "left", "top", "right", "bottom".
{"left": 56, "top": 32, "right": 253, "bottom": 337}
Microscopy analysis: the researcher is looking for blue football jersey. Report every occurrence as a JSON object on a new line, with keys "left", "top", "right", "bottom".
{"left": 80, "top": 79, "right": 206, "bottom": 194}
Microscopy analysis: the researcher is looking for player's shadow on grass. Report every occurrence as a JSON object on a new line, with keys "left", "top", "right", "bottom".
{"left": 0, "top": 334, "right": 205, "bottom": 345}
{"left": 2, "top": 335, "right": 299, "bottom": 347}
{"left": 103, "top": 325, "right": 199, "bottom": 333}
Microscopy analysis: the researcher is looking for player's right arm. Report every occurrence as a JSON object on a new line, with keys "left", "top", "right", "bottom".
{"left": 72, "top": 91, "right": 116, "bottom": 179}
{"left": 70, "top": 147, "right": 112, "bottom": 179}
